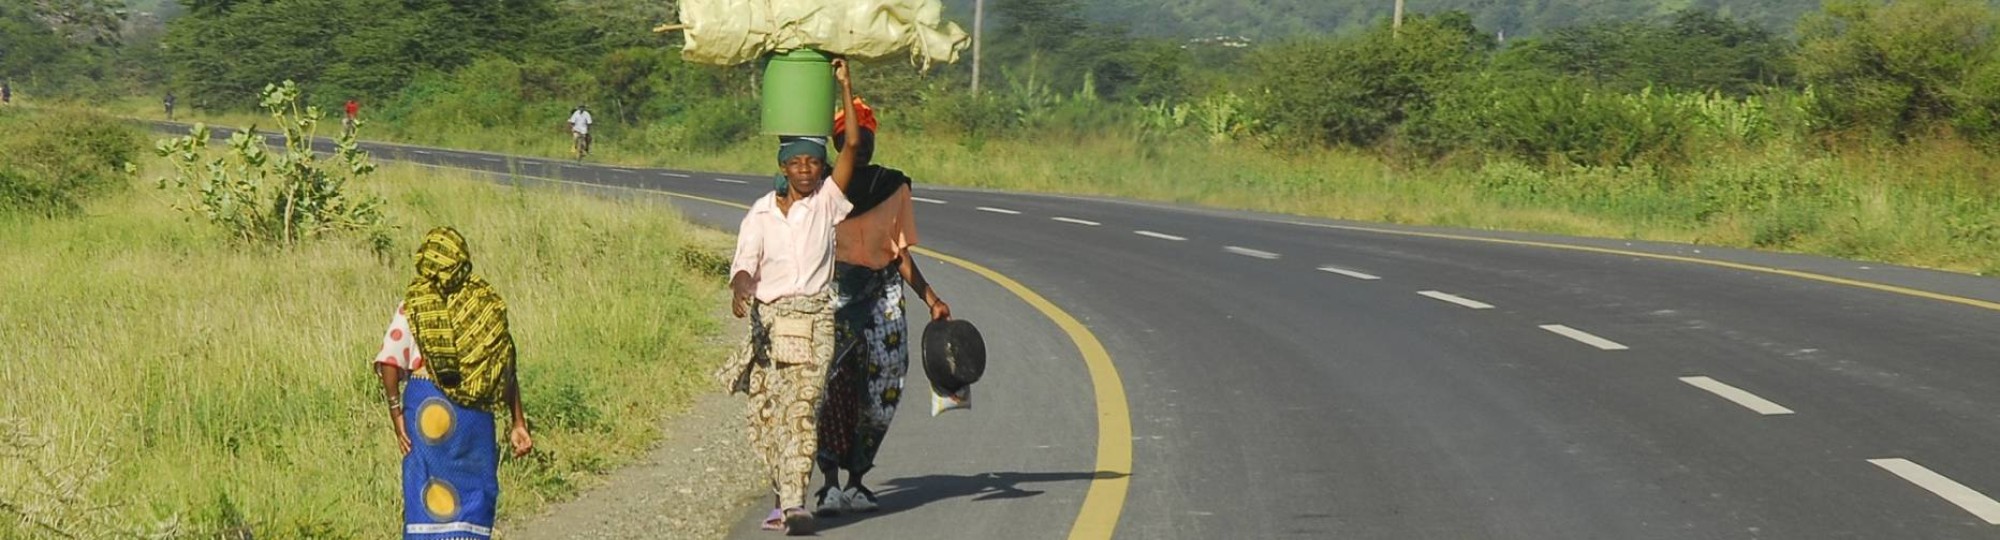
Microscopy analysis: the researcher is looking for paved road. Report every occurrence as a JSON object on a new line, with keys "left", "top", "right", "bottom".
{"left": 160, "top": 123, "right": 2000, "bottom": 539}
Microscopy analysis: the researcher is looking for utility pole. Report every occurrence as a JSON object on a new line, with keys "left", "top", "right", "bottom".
{"left": 1393, "top": 0, "right": 1404, "bottom": 36}
{"left": 971, "top": 0, "right": 985, "bottom": 94}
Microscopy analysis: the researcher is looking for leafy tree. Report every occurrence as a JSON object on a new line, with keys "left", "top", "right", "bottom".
{"left": 1498, "top": 9, "right": 1792, "bottom": 96}
{"left": 1795, "top": 0, "right": 2000, "bottom": 141}
{"left": 1249, "top": 12, "right": 1491, "bottom": 146}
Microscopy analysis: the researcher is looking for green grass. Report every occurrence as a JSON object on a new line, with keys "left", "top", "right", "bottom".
{"left": 79, "top": 94, "right": 2000, "bottom": 275}
{"left": 0, "top": 111, "right": 736, "bottom": 536}
{"left": 388, "top": 124, "right": 2000, "bottom": 276}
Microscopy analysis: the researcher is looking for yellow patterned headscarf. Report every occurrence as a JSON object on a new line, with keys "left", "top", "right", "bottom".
{"left": 405, "top": 227, "right": 514, "bottom": 411}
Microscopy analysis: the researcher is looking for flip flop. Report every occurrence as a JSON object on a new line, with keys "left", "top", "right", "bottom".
{"left": 783, "top": 506, "right": 816, "bottom": 536}
{"left": 845, "top": 486, "right": 880, "bottom": 513}
{"left": 761, "top": 508, "right": 785, "bottom": 531}
{"left": 813, "top": 485, "right": 846, "bottom": 517}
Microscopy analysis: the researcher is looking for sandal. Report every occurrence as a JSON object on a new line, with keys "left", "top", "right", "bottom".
{"left": 783, "top": 506, "right": 816, "bottom": 536}
{"left": 813, "top": 485, "right": 847, "bottom": 517}
{"left": 845, "top": 486, "right": 879, "bottom": 513}
{"left": 761, "top": 508, "right": 785, "bottom": 531}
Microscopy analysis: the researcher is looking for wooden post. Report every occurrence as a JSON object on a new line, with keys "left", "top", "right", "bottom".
{"left": 1393, "top": 0, "right": 1404, "bottom": 36}
{"left": 971, "top": 0, "right": 985, "bottom": 94}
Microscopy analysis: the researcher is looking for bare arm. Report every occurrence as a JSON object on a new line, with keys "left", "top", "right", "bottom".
{"left": 829, "top": 58, "right": 861, "bottom": 194}
{"left": 375, "top": 363, "right": 411, "bottom": 455}
{"left": 898, "top": 252, "right": 951, "bottom": 321}
{"left": 505, "top": 359, "right": 533, "bottom": 457}
{"left": 730, "top": 270, "right": 756, "bottom": 318}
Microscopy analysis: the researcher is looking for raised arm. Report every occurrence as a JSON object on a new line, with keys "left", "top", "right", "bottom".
{"left": 829, "top": 58, "right": 861, "bottom": 194}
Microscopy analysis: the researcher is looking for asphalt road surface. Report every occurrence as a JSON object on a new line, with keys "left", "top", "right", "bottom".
{"left": 159, "top": 123, "right": 2000, "bottom": 539}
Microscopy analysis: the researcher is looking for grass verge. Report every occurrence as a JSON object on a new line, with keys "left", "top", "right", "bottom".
{"left": 352, "top": 123, "right": 2000, "bottom": 276}
{"left": 0, "top": 113, "right": 735, "bottom": 536}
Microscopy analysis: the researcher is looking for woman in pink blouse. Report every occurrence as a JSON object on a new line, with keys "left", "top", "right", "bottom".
{"left": 715, "top": 58, "right": 867, "bottom": 535}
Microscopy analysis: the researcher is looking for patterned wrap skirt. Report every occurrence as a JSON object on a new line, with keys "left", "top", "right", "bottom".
{"left": 817, "top": 262, "right": 909, "bottom": 475}
{"left": 401, "top": 377, "right": 500, "bottom": 540}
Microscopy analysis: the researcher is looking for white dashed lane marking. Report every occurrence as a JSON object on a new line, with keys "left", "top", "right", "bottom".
{"left": 1417, "top": 291, "right": 1494, "bottom": 310}
{"left": 912, "top": 197, "right": 947, "bottom": 204}
{"left": 1134, "top": 231, "right": 1187, "bottom": 241}
{"left": 978, "top": 207, "right": 1022, "bottom": 215}
{"left": 714, "top": 178, "right": 747, "bottom": 184}
{"left": 1053, "top": 217, "right": 1101, "bottom": 226}
{"left": 1317, "top": 266, "right": 1381, "bottom": 280}
{"left": 1224, "top": 246, "right": 1281, "bottom": 260}
{"left": 1870, "top": 458, "right": 2000, "bottom": 524}
{"left": 1539, "top": 324, "right": 1629, "bottom": 350}
{"left": 1678, "top": 376, "right": 1794, "bottom": 415}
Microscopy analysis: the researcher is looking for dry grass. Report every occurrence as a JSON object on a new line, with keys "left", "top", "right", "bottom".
{"left": 0, "top": 142, "right": 735, "bottom": 537}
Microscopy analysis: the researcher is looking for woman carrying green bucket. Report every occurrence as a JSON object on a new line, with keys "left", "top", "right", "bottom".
{"left": 717, "top": 56, "right": 867, "bottom": 535}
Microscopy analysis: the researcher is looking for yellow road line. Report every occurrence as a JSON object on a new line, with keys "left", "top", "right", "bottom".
{"left": 912, "top": 247, "right": 1131, "bottom": 540}
{"left": 412, "top": 162, "right": 1134, "bottom": 538}
{"left": 1292, "top": 221, "right": 2000, "bottom": 312}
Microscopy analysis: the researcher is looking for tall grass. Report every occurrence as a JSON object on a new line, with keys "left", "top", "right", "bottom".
{"left": 0, "top": 150, "right": 733, "bottom": 536}
{"left": 81, "top": 85, "right": 2000, "bottom": 277}
{"left": 635, "top": 128, "right": 2000, "bottom": 276}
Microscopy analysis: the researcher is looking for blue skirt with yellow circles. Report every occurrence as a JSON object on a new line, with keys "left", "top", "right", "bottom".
{"left": 401, "top": 377, "right": 500, "bottom": 539}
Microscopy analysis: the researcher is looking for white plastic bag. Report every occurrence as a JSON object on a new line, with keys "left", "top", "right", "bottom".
{"left": 929, "top": 384, "right": 970, "bottom": 416}
{"left": 677, "top": 0, "right": 969, "bottom": 68}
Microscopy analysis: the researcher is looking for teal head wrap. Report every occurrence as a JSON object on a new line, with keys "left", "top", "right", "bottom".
{"left": 777, "top": 136, "right": 828, "bottom": 167}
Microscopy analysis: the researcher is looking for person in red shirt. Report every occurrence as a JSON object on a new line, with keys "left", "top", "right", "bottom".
{"left": 343, "top": 99, "right": 360, "bottom": 137}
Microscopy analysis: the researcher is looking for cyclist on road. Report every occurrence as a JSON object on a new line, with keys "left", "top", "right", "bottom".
{"left": 568, "top": 104, "right": 593, "bottom": 158}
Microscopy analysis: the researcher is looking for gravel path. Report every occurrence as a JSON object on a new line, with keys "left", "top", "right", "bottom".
{"left": 509, "top": 309, "right": 762, "bottom": 540}
{"left": 507, "top": 391, "right": 762, "bottom": 540}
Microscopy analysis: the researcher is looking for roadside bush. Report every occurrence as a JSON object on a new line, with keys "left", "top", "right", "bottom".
{"left": 154, "top": 81, "right": 385, "bottom": 245}
{"left": 1796, "top": 0, "right": 2000, "bottom": 141}
{"left": 1417, "top": 73, "right": 1698, "bottom": 167}
{"left": 674, "top": 96, "right": 758, "bottom": 151}
{"left": 0, "top": 111, "right": 139, "bottom": 217}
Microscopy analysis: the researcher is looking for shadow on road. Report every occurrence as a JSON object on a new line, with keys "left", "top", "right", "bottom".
{"left": 813, "top": 470, "right": 1128, "bottom": 532}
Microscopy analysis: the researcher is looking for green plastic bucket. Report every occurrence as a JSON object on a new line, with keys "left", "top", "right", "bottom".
{"left": 761, "top": 49, "right": 834, "bottom": 136}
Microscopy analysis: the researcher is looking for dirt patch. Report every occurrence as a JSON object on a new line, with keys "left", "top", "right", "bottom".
{"left": 507, "top": 311, "right": 763, "bottom": 540}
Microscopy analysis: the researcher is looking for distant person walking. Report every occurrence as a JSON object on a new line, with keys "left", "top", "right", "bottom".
{"left": 2, "top": 81, "right": 12, "bottom": 105}
{"left": 372, "top": 227, "right": 534, "bottom": 540}
{"left": 164, "top": 92, "right": 176, "bottom": 121}
{"left": 567, "top": 104, "right": 593, "bottom": 158}
{"left": 344, "top": 98, "right": 360, "bottom": 137}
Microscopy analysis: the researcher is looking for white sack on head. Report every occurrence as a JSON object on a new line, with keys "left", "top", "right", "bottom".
{"left": 677, "top": 0, "right": 969, "bottom": 68}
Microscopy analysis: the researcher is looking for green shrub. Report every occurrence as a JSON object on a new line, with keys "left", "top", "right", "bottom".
{"left": 154, "top": 81, "right": 385, "bottom": 245}
{"left": 676, "top": 97, "right": 758, "bottom": 151}
{"left": 1422, "top": 74, "right": 1699, "bottom": 167}
{"left": 1248, "top": 12, "right": 1491, "bottom": 147}
{"left": 1795, "top": 0, "right": 2000, "bottom": 141}
{"left": 0, "top": 111, "right": 139, "bottom": 217}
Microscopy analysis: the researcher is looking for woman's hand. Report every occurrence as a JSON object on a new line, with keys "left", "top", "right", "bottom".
{"left": 832, "top": 58, "right": 851, "bottom": 90}
{"left": 393, "top": 414, "right": 412, "bottom": 455}
{"left": 929, "top": 297, "right": 952, "bottom": 321}
{"left": 732, "top": 272, "right": 752, "bottom": 318}
{"left": 731, "top": 279, "right": 754, "bottom": 318}
{"left": 509, "top": 423, "right": 534, "bottom": 458}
